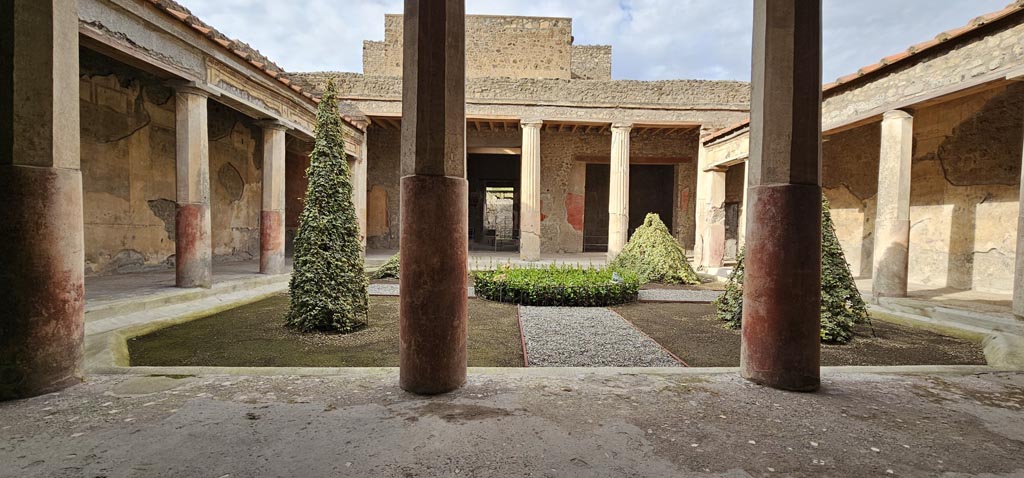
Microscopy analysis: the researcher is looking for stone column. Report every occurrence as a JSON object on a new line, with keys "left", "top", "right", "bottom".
{"left": 520, "top": 120, "right": 543, "bottom": 261}
{"left": 872, "top": 110, "right": 913, "bottom": 299}
{"left": 399, "top": 0, "right": 468, "bottom": 394}
{"left": 173, "top": 84, "right": 213, "bottom": 288}
{"left": 607, "top": 123, "right": 632, "bottom": 260}
{"left": 741, "top": 0, "right": 823, "bottom": 392}
{"left": 738, "top": 162, "right": 749, "bottom": 248}
{"left": 354, "top": 129, "right": 369, "bottom": 252}
{"left": 259, "top": 121, "right": 287, "bottom": 274}
{"left": 696, "top": 168, "right": 727, "bottom": 268}
{"left": 0, "top": 0, "right": 84, "bottom": 400}
{"left": 1015, "top": 128, "right": 1024, "bottom": 319}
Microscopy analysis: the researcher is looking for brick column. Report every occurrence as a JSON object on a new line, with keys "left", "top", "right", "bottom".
{"left": 0, "top": 0, "right": 84, "bottom": 400}
{"left": 520, "top": 119, "right": 543, "bottom": 261}
{"left": 173, "top": 84, "right": 212, "bottom": 288}
{"left": 741, "top": 0, "right": 823, "bottom": 392}
{"left": 354, "top": 128, "right": 369, "bottom": 252}
{"left": 872, "top": 110, "right": 913, "bottom": 299}
{"left": 1015, "top": 124, "right": 1024, "bottom": 319}
{"left": 259, "top": 121, "right": 287, "bottom": 274}
{"left": 399, "top": 0, "right": 468, "bottom": 394}
{"left": 696, "top": 167, "right": 727, "bottom": 269}
{"left": 607, "top": 123, "right": 632, "bottom": 260}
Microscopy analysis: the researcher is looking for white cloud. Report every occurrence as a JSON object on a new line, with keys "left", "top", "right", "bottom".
{"left": 177, "top": 0, "right": 1009, "bottom": 81}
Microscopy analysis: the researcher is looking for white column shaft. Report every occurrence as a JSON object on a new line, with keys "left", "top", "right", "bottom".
{"left": 607, "top": 123, "right": 632, "bottom": 260}
{"left": 520, "top": 120, "right": 542, "bottom": 261}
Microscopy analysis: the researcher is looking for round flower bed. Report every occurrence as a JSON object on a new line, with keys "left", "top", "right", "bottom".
{"left": 473, "top": 265, "right": 640, "bottom": 306}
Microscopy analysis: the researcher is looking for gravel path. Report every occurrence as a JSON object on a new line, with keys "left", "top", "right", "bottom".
{"left": 638, "top": 289, "right": 723, "bottom": 303}
{"left": 369, "top": 284, "right": 476, "bottom": 297}
{"left": 518, "top": 306, "right": 682, "bottom": 367}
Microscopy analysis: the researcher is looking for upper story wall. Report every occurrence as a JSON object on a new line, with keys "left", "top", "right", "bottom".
{"left": 363, "top": 14, "right": 580, "bottom": 79}
{"left": 571, "top": 45, "right": 612, "bottom": 80}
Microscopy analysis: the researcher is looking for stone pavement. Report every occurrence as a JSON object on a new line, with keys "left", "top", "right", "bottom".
{"left": 1, "top": 369, "right": 1021, "bottom": 477}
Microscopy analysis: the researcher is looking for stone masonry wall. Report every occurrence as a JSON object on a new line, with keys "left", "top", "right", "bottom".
{"left": 80, "top": 52, "right": 262, "bottom": 276}
{"left": 571, "top": 45, "right": 612, "bottom": 80}
{"left": 823, "top": 18, "right": 1024, "bottom": 130}
{"left": 363, "top": 14, "right": 573, "bottom": 79}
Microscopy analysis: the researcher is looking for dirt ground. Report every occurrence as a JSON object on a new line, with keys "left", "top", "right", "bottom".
{"left": 129, "top": 295, "right": 524, "bottom": 367}
{"left": 612, "top": 302, "right": 987, "bottom": 367}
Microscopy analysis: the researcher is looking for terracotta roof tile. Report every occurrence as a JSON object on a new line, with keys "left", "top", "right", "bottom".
{"left": 164, "top": 8, "right": 189, "bottom": 22}
{"left": 826, "top": 1, "right": 1024, "bottom": 91}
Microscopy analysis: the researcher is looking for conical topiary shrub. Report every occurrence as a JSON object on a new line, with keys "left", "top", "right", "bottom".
{"left": 609, "top": 213, "right": 699, "bottom": 285}
{"left": 713, "top": 196, "right": 870, "bottom": 343}
{"left": 286, "top": 80, "right": 368, "bottom": 333}
{"left": 371, "top": 252, "right": 400, "bottom": 279}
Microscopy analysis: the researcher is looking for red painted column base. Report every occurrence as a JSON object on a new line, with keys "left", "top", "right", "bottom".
{"left": 175, "top": 203, "right": 212, "bottom": 288}
{"left": 0, "top": 165, "right": 85, "bottom": 400}
{"left": 399, "top": 175, "right": 468, "bottom": 394}
{"left": 260, "top": 210, "right": 285, "bottom": 274}
{"left": 740, "top": 183, "right": 822, "bottom": 392}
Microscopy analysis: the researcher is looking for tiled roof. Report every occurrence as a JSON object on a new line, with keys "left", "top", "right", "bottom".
{"left": 146, "top": 0, "right": 323, "bottom": 105}
{"left": 142, "top": 0, "right": 364, "bottom": 131}
{"left": 702, "top": 0, "right": 1024, "bottom": 144}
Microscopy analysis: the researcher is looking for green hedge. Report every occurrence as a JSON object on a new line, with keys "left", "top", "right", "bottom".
{"left": 473, "top": 265, "right": 639, "bottom": 306}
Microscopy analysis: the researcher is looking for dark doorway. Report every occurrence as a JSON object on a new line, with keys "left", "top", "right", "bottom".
{"left": 583, "top": 163, "right": 676, "bottom": 252}
{"left": 467, "top": 154, "right": 521, "bottom": 251}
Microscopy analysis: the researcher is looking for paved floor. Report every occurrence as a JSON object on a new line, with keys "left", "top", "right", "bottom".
{"left": 85, "top": 261, "right": 291, "bottom": 303}
{"left": 855, "top": 278, "right": 1014, "bottom": 315}
{"left": 1, "top": 369, "right": 1022, "bottom": 477}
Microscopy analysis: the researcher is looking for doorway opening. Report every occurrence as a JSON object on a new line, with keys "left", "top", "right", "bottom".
{"left": 468, "top": 154, "right": 521, "bottom": 251}
{"left": 582, "top": 163, "right": 676, "bottom": 252}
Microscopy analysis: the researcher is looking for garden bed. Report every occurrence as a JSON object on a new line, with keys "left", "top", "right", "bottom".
{"left": 612, "top": 302, "right": 987, "bottom": 367}
{"left": 129, "top": 295, "right": 525, "bottom": 367}
{"left": 474, "top": 265, "right": 639, "bottom": 306}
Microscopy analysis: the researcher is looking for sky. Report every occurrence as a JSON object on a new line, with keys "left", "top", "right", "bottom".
{"left": 176, "top": 0, "right": 1010, "bottom": 82}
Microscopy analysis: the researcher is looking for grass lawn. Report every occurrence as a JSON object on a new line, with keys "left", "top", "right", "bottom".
{"left": 612, "top": 302, "right": 987, "bottom": 367}
{"left": 129, "top": 295, "right": 524, "bottom": 367}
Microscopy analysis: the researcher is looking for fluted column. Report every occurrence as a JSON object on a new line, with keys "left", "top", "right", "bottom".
{"left": 399, "top": 0, "right": 468, "bottom": 395}
{"left": 173, "top": 84, "right": 212, "bottom": 288}
{"left": 0, "top": 0, "right": 84, "bottom": 400}
{"left": 741, "top": 0, "right": 823, "bottom": 392}
{"left": 872, "top": 110, "right": 913, "bottom": 299}
{"left": 607, "top": 123, "right": 632, "bottom": 260}
{"left": 520, "top": 120, "right": 543, "bottom": 261}
{"left": 259, "top": 121, "right": 287, "bottom": 274}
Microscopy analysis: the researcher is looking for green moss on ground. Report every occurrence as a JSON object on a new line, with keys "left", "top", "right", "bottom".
{"left": 129, "top": 295, "right": 524, "bottom": 367}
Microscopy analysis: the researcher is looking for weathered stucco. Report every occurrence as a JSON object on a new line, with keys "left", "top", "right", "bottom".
{"left": 80, "top": 53, "right": 266, "bottom": 275}
{"left": 821, "top": 84, "right": 1022, "bottom": 293}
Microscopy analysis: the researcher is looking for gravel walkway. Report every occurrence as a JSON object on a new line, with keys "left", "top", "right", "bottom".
{"left": 638, "top": 289, "right": 723, "bottom": 303}
{"left": 518, "top": 306, "right": 682, "bottom": 367}
{"left": 368, "top": 284, "right": 475, "bottom": 297}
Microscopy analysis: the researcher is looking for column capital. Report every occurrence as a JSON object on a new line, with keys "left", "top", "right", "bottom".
{"left": 883, "top": 110, "right": 913, "bottom": 121}
{"left": 256, "top": 120, "right": 289, "bottom": 132}
{"left": 167, "top": 81, "right": 217, "bottom": 98}
{"left": 520, "top": 119, "right": 543, "bottom": 129}
{"left": 611, "top": 122, "right": 633, "bottom": 131}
